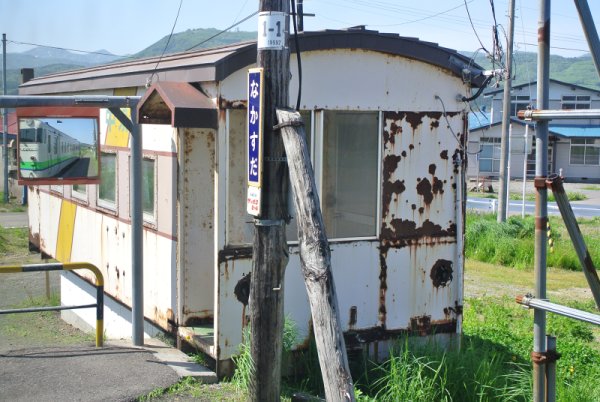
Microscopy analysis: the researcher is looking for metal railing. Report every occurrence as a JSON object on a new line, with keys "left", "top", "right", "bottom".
{"left": 0, "top": 262, "right": 104, "bottom": 347}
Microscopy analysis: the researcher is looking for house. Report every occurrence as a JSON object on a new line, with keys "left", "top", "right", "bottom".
{"left": 19, "top": 28, "right": 485, "bottom": 374}
{"left": 468, "top": 79, "right": 600, "bottom": 182}
{"left": 0, "top": 111, "right": 22, "bottom": 199}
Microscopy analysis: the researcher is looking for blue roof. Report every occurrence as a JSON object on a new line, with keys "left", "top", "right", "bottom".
{"left": 468, "top": 111, "right": 493, "bottom": 130}
{"left": 549, "top": 125, "right": 600, "bottom": 138}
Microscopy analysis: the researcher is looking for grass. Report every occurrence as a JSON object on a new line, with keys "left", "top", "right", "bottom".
{"left": 581, "top": 185, "right": 600, "bottom": 191}
{"left": 0, "top": 226, "right": 29, "bottom": 255}
{"left": 469, "top": 190, "right": 588, "bottom": 202}
{"left": 0, "top": 192, "right": 27, "bottom": 213}
{"left": 465, "top": 213, "right": 600, "bottom": 271}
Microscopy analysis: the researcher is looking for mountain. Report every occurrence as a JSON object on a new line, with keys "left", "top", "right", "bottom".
{"left": 133, "top": 28, "right": 256, "bottom": 58}
{"left": 464, "top": 51, "right": 600, "bottom": 90}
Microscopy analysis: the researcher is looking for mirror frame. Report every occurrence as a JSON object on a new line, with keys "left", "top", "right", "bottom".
{"left": 16, "top": 106, "right": 101, "bottom": 185}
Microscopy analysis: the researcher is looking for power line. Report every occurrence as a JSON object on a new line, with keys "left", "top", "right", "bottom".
{"left": 185, "top": 11, "right": 258, "bottom": 52}
{"left": 7, "top": 39, "right": 127, "bottom": 58}
{"left": 369, "top": 1, "right": 471, "bottom": 28}
{"left": 147, "top": 0, "right": 184, "bottom": 87}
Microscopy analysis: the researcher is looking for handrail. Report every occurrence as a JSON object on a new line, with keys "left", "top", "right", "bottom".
{"left": 0, "top": 262, "right": 104, "bottom": 347}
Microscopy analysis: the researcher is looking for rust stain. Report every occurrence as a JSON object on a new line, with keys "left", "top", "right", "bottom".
{"left": 218, "top": 96, "right": 247, "bottom": 109}
{"left": 218, "top": 246, "right": 253, "bottom": 263}
{"left": 416, "top": 177, "right": 444, "bottom": 205}
{"left": 383, "top": 154, "right": 401, "bottom": 183}
{"left": 381, "top": 179, "right": 406, "bottom": 219}
{"left": 410, "top": 315, "right": 431, "bottom": 336}
{"left": 378, "top": 250, "right": 388, "bottom": 328}
{"left": 428, "top": 164, "right": 436, "bottom": 175}
{"left": 430, "top": 259, "right": 453, "bottom": 288}
{"left": 349, "top": 306, "right": 358, "bottom": 329}
{"left": 381, "top": 219, "right": 456, "bottom": 241}
{"left": 430, "top": 119, "right": 439, "bottom": 130}
{"left": 344, "top": 320, "right": 457, "bottom": 349}
{"left": 440, "top": 150, "right": 448, "bottom": 160}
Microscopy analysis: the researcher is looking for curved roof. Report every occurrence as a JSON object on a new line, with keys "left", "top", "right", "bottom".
{"left": 20, "top": 28, "right": 485, "bottom": 95}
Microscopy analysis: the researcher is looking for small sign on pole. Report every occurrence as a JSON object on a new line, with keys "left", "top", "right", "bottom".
{"left": 247, "top": 68, "right": 264, "bottom": 216}
{"left": 257, "top": 11, "right": 286, "bottom": 50}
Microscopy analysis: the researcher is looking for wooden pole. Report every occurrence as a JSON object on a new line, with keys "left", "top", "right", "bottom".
{"left": 276, "top": 108, "right": 355, "bottom": 401}
{"left": 249, "top": 1, "right": 290, "bottom": 400}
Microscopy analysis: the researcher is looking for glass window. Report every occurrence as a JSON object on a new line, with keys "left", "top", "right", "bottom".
{"left": 98, "top": 152, "right": 116, "bottom": 208}
{"left": 72, "top": 184, "right": 87, "bottom": 201}
{"left": 478, "top": 137, "right": 501, "bottom": 173}
{"left": 570, "top": 138, "right": 600, "bottom": 165}
{"left": 510, "top": 95, "right": 530, "bottom": 117}
{"left": 562, "top": 95, "right": 591, "bottom": 110}
{"left": 142, "top": 158, "right": 155, "bottom": 217}
{"left": 322, "top": 111, "right": 378, "bottom": 239}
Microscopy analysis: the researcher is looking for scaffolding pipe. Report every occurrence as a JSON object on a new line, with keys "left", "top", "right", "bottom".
{"left": 518, "top": 109, "right": 600, "bottom": 120}
{"left": 517, "top": 295, "right": 600, "bottom": 325}
{"left": 533, "top": 2, "right": 551, "bottom": 401}
{"left": 546, "top": 336, "right": 557, "bottom": 402}
{"left": 574, "top": 0, "right": 600, "bottom": 79}
{"left": 547, "top": 174, "right": 600, "bottom": 309}
{"left": 2, "top": 34, "right": 7, "bottom": 203}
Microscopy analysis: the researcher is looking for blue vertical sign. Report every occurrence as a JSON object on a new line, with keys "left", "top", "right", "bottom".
{"left": 247, "top": 68, "right": 264, "bottom": 216}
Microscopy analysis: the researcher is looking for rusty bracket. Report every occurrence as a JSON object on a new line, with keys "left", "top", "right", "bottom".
{"left": 531, "top": 349, "right": 561, "bottom": 364}
{"left": 273, "top": 119, "right": 304, "bottom": 131}
{"left": 534, "top": 177, "right": 547, "bottom": 190}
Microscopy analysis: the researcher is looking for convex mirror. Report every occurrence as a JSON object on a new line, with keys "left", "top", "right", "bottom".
{"left": 17, "top": 107, "right": 100, "bottom": 185}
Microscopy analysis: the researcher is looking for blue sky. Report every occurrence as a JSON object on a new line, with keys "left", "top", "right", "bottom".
{"left": 0, "top": 0, "right": 598, "bottom": 57}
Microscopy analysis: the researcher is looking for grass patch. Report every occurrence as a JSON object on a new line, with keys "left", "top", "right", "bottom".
{"left": 465, "top": 213, "right": 600, "bottom": 270}
{"left": 0, "top": 192, "right": 27, "bottom": 212}
{"left": 581, "top": 184, "right": 600, "bottom": 191}
{"left": 0, "top": 226, "right": 29, "bottom": 255}
{"left": 509, "top": 192, "right": 588, "bottom": 202}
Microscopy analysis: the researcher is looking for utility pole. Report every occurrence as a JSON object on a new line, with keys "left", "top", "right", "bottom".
{"left": 2, "top": 33, "right": 8, "bottom": 203}
{"left": 249, "top": 1, "right": 290, "bottom": 400}
{"left": 497, "top": 0, "right": 516, "bottom": 222}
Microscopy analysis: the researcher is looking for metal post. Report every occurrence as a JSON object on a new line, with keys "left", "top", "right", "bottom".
{"left": 574, "top": 0, "right": 600, "bottom": 79}
{"left": 2, "top": 33, "right": 8, "bottom": 203}
{"left": 533, "top": 2, "right": 550, "bottom": 401}
{"left": 497, "top": 0, "right": 516, "bottom": 222}
{"left": 130, "top": 107, "right": 144, "bottom": 346}
{"left": 546, "top": 335, "right": 557, "bottom": 402}
{"left": 547, "top": 174, "right": 600, "bottom": 308}
{"left": 522, "top": 125, "right": 529, "bottom": 218}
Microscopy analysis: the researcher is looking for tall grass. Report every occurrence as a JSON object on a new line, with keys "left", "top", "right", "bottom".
{"left": 465, "top": 213, "right": 600, "bottom": 270}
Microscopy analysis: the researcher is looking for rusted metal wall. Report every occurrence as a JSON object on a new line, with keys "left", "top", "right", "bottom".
{"left": 177, "top": 127, "right": 216, "bottom": 326}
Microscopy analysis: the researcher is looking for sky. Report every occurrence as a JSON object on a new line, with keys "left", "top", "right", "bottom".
{"left": 0, "top": 0, "right": 598, "bottom": 58}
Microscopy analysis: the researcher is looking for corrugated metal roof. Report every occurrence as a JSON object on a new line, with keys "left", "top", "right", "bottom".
{"left": 549, "top": 124, "right": 600, "bottom": 138}
{"left": 19, "top": 29, "right": 485, "bottom": 95}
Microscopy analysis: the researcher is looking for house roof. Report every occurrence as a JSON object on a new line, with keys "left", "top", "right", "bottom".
{"left": 549, "top": 124, "right": 600, "bottom": 138}
{"left": 19, "top": 28, "right": 486, "bottom": 95}
{"left": 484, "top": 78, "right": 600, "bottom": 97}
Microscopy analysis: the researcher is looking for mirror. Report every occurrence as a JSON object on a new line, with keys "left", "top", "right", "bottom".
{"left": 16, "top": 107, "right": 100, "bottom": 185}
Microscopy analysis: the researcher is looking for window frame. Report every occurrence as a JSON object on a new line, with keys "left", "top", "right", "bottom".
{"left": 318, "top": 110, "right": 381, "bottom": 242}
{"left": 141, "top": 155, "right": 157, "bottom": 224}
{"left": 569, "top": 138, "right": 600, "bottom": 166}
{"left": 478, "top": 137, "right": 501, "bottom": 173}
{"left": 561, "top": 95, "right": 591, "bottom": 110}
{"left": 97, "top": 151, "right": 118, "bottom": 212}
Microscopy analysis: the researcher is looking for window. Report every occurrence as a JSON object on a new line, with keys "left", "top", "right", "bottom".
{"left": 562, "top": 95, "right": 591, "bottom": 110}
{"left": 72, "top": 184, "right": 87, "bottom": 201}
{"left": 98, "top": 152, "right": 117, "bottom": 209}
{"left": 322, "top": 111, "right": 378, "bottom": 239}
{"left": 142, "top": 157, "right": 156, "bottom": 218}
{"left": 478, "top": 137, "right": 501, "bottom": 173}
{"left": 570, "top": 138, "right": 599, "bottom": 165}
{"left": 510, "top": 95, "right": 530, "bottom": 117}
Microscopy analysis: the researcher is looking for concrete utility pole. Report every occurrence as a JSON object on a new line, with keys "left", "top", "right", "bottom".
{"left": 249, "top": 1, "right": 290, "bottom": 400}
{"left": 2, "top": 33, "right": 8, "bottom": 203}
{"left": 497, "top": 0, "right": 516, "bottom": 222}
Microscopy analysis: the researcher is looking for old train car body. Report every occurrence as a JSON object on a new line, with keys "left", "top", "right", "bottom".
{"left": 20, "top": 29, "right": 483, "bottom": 373}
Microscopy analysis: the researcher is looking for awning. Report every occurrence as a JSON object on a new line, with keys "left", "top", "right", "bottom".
{"left": 549, "top": 125, "right": 600, "bottom": 139}
{"left": 137, "top": 81, "right": 217, "bottom": 128}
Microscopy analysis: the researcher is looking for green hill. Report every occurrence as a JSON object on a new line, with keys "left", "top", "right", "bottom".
{"left": 465, "top": 51, "right": 600, "bottom": 89}
{"left": 133, "top": 28, "right": 256, "bottom": 58}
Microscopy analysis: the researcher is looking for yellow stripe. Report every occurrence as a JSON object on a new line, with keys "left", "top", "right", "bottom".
{"left": 105, "top": 108, "right": 131, "bottom": 147}
{"left": 56, "top": 200, "right": 77, "bottom": 263}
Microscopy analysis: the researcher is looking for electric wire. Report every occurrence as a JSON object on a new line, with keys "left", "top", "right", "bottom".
{"left": 435, "top": 95, "right": 463, "bottom": 149}
{"left": 463, "top": 0, "right": 491, "bottom": 56}
{"left": 185, "top": 11, "right": 259, "bottom": 52}
{"left": 147, "top": 0, "right": 184, "bottom": 87}
{"left": 290, "top": 0, "right": 302, "bottom": 111}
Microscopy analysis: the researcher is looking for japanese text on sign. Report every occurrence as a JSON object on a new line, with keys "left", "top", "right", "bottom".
{"left": 247, "top": 68, "right": 263, "bottom": 187}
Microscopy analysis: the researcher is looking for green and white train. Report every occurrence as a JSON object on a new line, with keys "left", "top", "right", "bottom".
{"left": 19, "top": 119, "right": 81, "bottom": 178}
